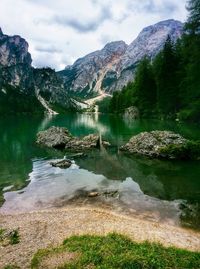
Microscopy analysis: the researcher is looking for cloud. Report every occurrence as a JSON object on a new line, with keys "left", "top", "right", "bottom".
{"left": 50, "top": 6, "right": 112, "bottom": 33}
{"left": 0, "top": 0, "right": 187, "bottom": 70}
{"left": 99, "top": 34, "right": 116, "bottom": 45}
{"left": 127, "top": 0, "right": 179, "bottom": 16}
{"left": 35, "top": 45, "right": 62, "bottom": 53}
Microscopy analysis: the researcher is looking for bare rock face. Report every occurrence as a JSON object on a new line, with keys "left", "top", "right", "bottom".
{"left": 36, "top": 126, "right": 110, "bottom": 151}
{"left": 59, "top": 20, "right": 183, "bottom": 97}
{"left": 58, "top": 41, "right": 128, "bottom": 98}
{"left": 0, "top": 28, "right": 33, "bottom": 95}
{"left": 0, "top": 31, "right": 32, "bottom": 67}
{"left": 120, "top": 131, "right": 188, "bottom": 159}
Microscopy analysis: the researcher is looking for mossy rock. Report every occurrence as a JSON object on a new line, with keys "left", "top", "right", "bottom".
{"left": 159, "top": 140, "right": 200, "bottom": 160}
{"left": 120, "top": 131, "right": 200, "bottom": 160}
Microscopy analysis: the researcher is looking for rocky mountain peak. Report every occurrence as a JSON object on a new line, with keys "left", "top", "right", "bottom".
{"left": 102, "top": 41, "right": 128, "bottom": 54}
{"left": 59, "top": 40, "right": 128, "bottom": 97}
{"left": 120, "top": 19, "right": 184, "bottom": 71}
{"left": 59, "top": 19, "right": 183, "bottom": 97}
{"left": 0, "top": 30, "right": 32, "bottom": 67}
{"left": 141, "top": 19, "right": 183, "bottom": 33}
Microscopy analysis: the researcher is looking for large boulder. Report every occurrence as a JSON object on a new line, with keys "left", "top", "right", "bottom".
{"left": 36, "top": 126, "right": 73, "bottom": 149}
{"left": 36, "top": 126, "right": 110, "bottom": 151}
{"left": 120, "top": 131, "right": 200, "bottom": 160}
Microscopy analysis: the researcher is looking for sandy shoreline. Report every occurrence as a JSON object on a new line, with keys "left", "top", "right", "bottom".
{"left": 0, "top": 206, "right": 200, "bottom": 268}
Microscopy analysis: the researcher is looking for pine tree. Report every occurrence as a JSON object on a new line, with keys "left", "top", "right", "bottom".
{"left": 186, "top": 0, "right": 200, "bottom": 33}
{"left": 154, "top": 36, "right": 180, "bottom": 118}
{"left": 109, "top": 91, "right": 120, "bottom": 112}
{"left": 134, "top": 57, "right": 157, "bottom": 117}
{"left": 179, "top": 0, "right": 200, "bottom": 121}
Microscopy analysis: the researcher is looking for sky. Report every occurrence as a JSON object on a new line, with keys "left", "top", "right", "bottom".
{"left": 0, "top": 0, "right": 187, "bottom": 71}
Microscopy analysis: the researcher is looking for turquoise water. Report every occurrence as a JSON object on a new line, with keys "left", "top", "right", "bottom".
{"left": 0, "top": 113, "right": 199, "bottom": 229}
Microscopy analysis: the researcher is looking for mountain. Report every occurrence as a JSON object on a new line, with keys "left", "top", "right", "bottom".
{"left": 0, "top": 28, "right": 86, "bottom": 115}
{"left": 58, "top": 41, "right": 128, "bottom": 98}
{"left": 0, "top": 19, "right": 184, "bottom": 114}
{"left": 58, "top": 19, "right": 183, "bottom": 98}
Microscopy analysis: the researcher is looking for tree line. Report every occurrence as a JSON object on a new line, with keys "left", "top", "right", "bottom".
{"left": 109, "top": 0, "right": 200, "bottom": 122}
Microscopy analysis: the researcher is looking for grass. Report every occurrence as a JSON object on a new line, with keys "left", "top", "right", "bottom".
{"left": 31, "top": 233, "right": 200, "bottom": 269}
{"left": 9, "top": 229, "right": 20, "bottom": 245}
{"left": 4, "top": 266, "right": 20, "bottom": 269}
{"left": 0, "top": 228, "right": 5, "bottom": 239}
{"left": 0, "top": 228, "right": 20, "bottom": 245}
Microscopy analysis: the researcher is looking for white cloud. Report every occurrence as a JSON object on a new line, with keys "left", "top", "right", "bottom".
{"left": 0, "top": 0, "right": 187, "bottom": 70}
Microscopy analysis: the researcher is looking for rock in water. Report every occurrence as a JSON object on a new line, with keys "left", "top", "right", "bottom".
{"left": 36, "top": 126, "right": 110, "bottom": 151}
{"left": 36, "top": 126, "right": 73, "bottom": 149}
{"left": 50, "top": 159, "right": 72, "bottom": 169}
{"left": 120, "top": 131, "right": 191, "bottom": 159}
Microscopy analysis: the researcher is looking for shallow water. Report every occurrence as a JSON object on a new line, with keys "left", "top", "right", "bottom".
{"left": 0, "top": 113, "right": 200, "bottom": 229}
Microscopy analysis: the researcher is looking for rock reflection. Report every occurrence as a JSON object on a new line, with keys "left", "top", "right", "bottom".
{"left": 1, "top": 158, "right": 182, "bottom": 227}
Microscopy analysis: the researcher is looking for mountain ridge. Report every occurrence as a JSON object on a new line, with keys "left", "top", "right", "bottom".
{"left": 0, "top": 19, "right": 184, "bottom": 114}
{"left": 0, "top": 28, "right": 87, "bottom": 114}
{"left": 58, "top": 19, "right": 183, "bottom": 98}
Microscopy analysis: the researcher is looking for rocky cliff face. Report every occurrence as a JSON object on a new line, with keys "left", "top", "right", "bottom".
{"left": 58, "top": 41, "right": 128, "bottom": 98}
{"left": 0, "top": 28, "right": 85, "bottom": 114}
{"left": 33, "top": 68, "right": 87, "bottom": 113}
{"left": 0, "top": 28, "right": 31, "bottom": 67}
{"left": 59, "top": 19, "right": 183, "bottom": 97}
{"left": 0, "top": 27, "right": 33, "bottom": 94}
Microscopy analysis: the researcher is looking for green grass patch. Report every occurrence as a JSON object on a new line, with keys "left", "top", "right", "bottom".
{"left": 0, "top": 228, "right": 20, "bottom": 246}
{"left": 9, "top": 229, "right": 20, "bottom": 245}
{"left": 31, "top": 233, "right": 200, "bottom": 269}
{"left": 4, "top": 265, "right": 20, "bottom": 269}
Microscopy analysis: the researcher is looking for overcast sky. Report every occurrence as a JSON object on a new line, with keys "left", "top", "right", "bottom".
{"left": 0, "top": 0, "right": 187, "bottom": 70}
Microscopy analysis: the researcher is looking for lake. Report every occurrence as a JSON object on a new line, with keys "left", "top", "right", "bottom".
{"left": 0, "top": 113, "right": 199, "bottom": 230}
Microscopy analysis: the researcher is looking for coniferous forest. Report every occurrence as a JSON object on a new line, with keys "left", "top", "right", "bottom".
{"left": 109, "top": 0, "right": 200, "bottom": 122}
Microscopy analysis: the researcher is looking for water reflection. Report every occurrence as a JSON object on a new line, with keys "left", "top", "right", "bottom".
{"left": 0, "top": 158, "right": 181, "bottom": 227}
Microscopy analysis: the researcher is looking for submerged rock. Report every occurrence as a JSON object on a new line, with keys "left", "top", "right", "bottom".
{"left": 67, "top": 152, "right": 87, "bottom": 159}
{"left": 103, "top": 190, "right": 119, "bottom": 198}
{"left": 36, "top": 126, "right": 110, "bottom": 151}
{"left": 87, "top": 190, "right": 119, "bottom": 198}
{"left": 88, "top": 192, "right": 100, "bottom": 198}
{"left": 50, "top": 159, "right": 72, "bottom": 169}
{"left": 120, "top": 131, "right": 200, "bottom": 160}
